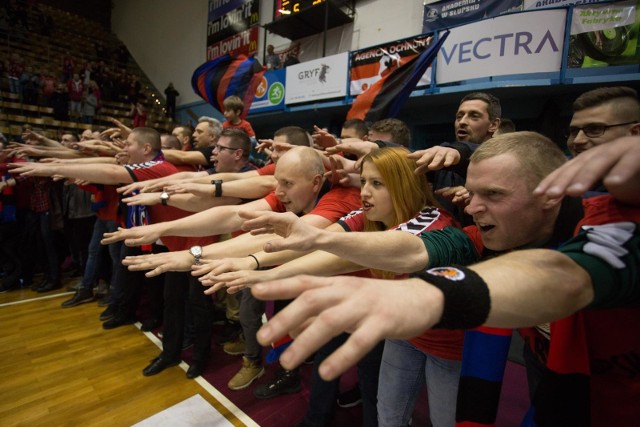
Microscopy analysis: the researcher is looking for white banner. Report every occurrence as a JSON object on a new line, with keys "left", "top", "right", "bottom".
{"left": 285, "top": 52, "right": 349, "bottom": 104}
{"left": 436, "top": 9, "right": 566, "bottom": 84}
{"left": 570, "top": 0, "right": 636, "bottom": 34}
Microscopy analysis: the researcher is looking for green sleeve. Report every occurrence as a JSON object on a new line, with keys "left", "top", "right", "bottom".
{"left": 418, "top": 227, "right": 481, "bottom": 270}
{"left": 560, "top": 222, "right": 640, "bottom": 308}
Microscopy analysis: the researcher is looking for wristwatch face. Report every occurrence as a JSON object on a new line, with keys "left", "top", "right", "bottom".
{"left": 160, "top": 191, "right": 169, "bottom": 200}
{"left": 189, "top": 246, "right": 202, "bottom": 258}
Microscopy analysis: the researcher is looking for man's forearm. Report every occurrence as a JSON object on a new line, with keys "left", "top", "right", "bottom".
{"left": 51, "top": 163, "right": 131, "bottom": 184}
{"left": 472, "top": 249, "right": 593, "bottom": 328}
{"left": 162, "top": 204, "right": 243, "bottom": 237}
{"left": 167, "top": 193, "right": 242, "bottom": 212}
{"left": 216, "top": 176, "right": 276, "bottom": 199}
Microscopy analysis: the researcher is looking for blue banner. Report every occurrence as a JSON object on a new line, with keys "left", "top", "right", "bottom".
{"left": 422, "top": 0, "right": 523, "bottom": 32}
{"left": 249, "top": 69, "right": 286, "bottom": 114}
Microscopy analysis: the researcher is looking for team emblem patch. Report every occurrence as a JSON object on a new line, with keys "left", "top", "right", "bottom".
{"left": 426, "top": 267, "right": 466, "bottom": 281}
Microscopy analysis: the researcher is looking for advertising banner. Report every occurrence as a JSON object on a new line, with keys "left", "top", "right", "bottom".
{"left": 567, "top": 0, "right": 640, "bottom": 67}
{"left": 523, "top": 0, "right": 607, "bottom": 10}
{"left": 207, "top": 26, "right": 259, "bottom": 61}
{"left": 285, "top": 52, "right": 349, "bottom": 104}
{"left": 207, "top": 0, "right": 259, "bottom": 46}
{"left": 349, "top": 34, "right": 434, "bottom": 96}
{"left": 422, "top": 0, "right": 523, "bottom": 32}
{"left": 436, "top": 9, "right": 566, "bottom": 84}
{"left": 250, "top": 69, "right": 286, "bottom": 113}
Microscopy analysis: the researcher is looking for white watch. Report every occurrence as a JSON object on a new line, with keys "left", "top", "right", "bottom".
{"left": 160, "top": 191, "right": 169, "bottom": 206}
{"left": 189, "top": 245, "right": 202, "bottom": 265}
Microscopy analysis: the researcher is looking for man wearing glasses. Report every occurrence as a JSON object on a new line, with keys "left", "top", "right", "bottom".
{"left": 567, "top": 86, "right": 640, "bottom": 157}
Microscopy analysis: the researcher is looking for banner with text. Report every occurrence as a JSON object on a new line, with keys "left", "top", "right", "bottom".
{"left": 567, "top": 0, "right": 640, "bottom": 67}
{"left": 422, "top": 0, "right": 523, "bottom": 32}
{"left": 285, "top": 52, "right": 350, "bottom": 104}
{"left": 207, "top": 0, "right": 259, "bottom": 46}
{"left": 349, "top": 34, "right": 434, "bottom": 96}
{"left": 250, "top": 69, "right": 286, "bottom": 113}
{"left": 436, "top": 9, "right": 566, "bottom": 84}
{"left": 207, "top": 26, "right": 259, "bottom": 61}
{"left": 523, "top": 0, "right": 608, "bottom": 10}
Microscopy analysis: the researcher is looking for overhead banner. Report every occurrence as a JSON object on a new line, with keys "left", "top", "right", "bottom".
{"left": 567, "top": 0, "right": 640, "bottom": 67}
{"left": 285, "top": 52, "right": 349, "bottom": 104}
{"left": 349, "top": 34, "right": 434, "bottom": 96}
{"left": 207, "top": 0, "right": 259, "bottom": 46}
{"left": 436, "top": 9, "right": 567, "bottom": 84}
{"left": 523, "top": 0, "right": 607, "bottom": 9}
{"left": 207, "top": 26, "right": 259, "bottom": 61}
{"left": 250, "top": 69, "right": 286, "bottom": 113}
{"left": 422, "top": 0, "right": 523, "bottom": 32}
{"left": 207, "top": 0, "right": 259, "bottom": 60}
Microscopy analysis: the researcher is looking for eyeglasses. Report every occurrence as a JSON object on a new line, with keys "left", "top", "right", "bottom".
{"left": 213, "top": 144, "right": 238, "bottom": 152}
{"left": 567, "top": 121, "right": 638, "bottom": 138}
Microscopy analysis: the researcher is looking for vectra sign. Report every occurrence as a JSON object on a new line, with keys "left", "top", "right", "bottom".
{"left": 436, "top": 9, "right": 567, "bottom": 84}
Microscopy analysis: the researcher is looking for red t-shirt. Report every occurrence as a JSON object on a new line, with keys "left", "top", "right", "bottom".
{"left": 263, "top": 183, "right": 361, "bottom": 222}
{"left": 222, "top": 119, "right": 255, "bottom": 137}
{"left": 257, "top": 163, "right": 276, "bottom": 176}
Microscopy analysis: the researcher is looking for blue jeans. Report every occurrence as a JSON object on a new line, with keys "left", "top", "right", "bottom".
{"left": 80, "top": 219, "right": 121, "bottom": 291}
{"left": 377, "top": 339, "right": 461, "bottom": 427}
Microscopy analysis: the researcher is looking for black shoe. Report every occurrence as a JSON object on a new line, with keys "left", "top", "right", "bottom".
{"left": 99, "top": 305, "right": 116, "bottom": 321}
{"left": 216, "top": 320, "right": 242, "bottom": 345}
{"left": 102, "top": 315, "right": 136, "bottom": 330}
{"left": 140, "top": 318, "right": 162, "bottom": 332}
{"left": 253, "top": 368, "right": 301, "bottom": 399}
{"left": 337, "top": 386, "right": 362, "bottom": 408}
{"left": 142, "top": 356, "right": 181, "bottom": 376}
{"left": 36, "top": 281, "right": 62, "bottom": 293}
{"left": 61, "top": 288, "right": 94, "bottom": 308}
{"left": 186, "top": 361, "right": 206, "bottom": 379}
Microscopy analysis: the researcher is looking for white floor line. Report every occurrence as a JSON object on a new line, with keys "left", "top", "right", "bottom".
{"left": 0, "top": 291, "right": 73, "bottom": 307}
{"left": 140, "top": 328, "right": 259, "bottom": 427}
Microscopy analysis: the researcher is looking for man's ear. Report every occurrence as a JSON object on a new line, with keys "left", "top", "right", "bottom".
{"left": 629, "top": 122, "right": 640, "bottom": 136}
{"left": 488, "top": 117, "right": 501, "bottom": 135}
{"left": 542, "top": 193, "right": 563, "bottom": 210}
{"left": 312, "top": 174, "right": 323, "bottom": 191}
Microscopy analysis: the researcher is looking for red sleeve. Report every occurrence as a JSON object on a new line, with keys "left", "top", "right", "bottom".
{"left": 337, "top": 210, "right": 365, "bottom": 232}
{"left": 308, "top": 186, "right": 362, "bottom": 222}
{"left": 257, "top": 163, "right": 276, "bottom": 176}
{"left": 263, "top": 191, "right": 285, "bottom": 212}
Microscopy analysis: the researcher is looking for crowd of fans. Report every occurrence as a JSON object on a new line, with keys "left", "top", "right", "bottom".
{"left": 1, "top": 82, "right": 639, "bottom": 426}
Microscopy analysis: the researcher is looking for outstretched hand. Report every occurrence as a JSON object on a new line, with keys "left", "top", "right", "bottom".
{"left": 408, "top": 146, "right": 461, "bottom": 175}
{"left": 239, "top": 210, "right": 320, "bottom": 252}
{"left": 251, "top": 275, "right": 443, "bottom": 380}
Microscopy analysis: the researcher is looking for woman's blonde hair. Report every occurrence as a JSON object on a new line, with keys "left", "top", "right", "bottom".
{"left": 360, "top": 147, "right": 439, "bottom": 278}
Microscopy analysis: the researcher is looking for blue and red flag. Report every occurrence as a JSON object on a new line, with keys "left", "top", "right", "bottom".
{"left": 191, "top": 54, "right": 265, "bottom": 119}
{"left": 346, "top": 31, "right": 450, "bottom": 123}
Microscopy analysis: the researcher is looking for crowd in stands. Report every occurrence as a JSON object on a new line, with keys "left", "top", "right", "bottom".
{"left": 2, "top": 79, "right": 640, "bottom": 426}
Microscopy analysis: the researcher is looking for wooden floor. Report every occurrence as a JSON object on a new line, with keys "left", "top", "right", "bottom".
{"left": 0, "top": 286, "right": 246, "bottom": 427}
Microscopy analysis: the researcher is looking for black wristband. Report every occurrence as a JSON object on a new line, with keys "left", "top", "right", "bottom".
{"left": 212, "top": 179, "right": 223, "bottom": 197}
{"left": 413, "top": 265, "right": 491, "bottom": 330}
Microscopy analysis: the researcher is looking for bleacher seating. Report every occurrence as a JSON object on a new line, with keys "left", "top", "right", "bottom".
{"left": 0, "top": 3, "right": 175, "bottom": 141}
